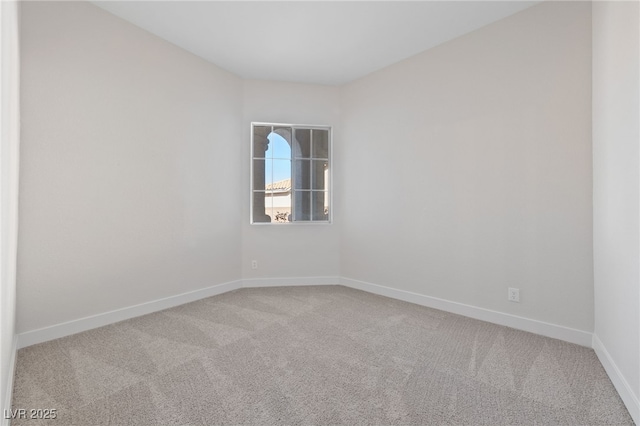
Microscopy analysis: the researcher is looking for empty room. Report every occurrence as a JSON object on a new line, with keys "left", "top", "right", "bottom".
{"left": 1, "top": 0, "right": 639, "bottom": 424}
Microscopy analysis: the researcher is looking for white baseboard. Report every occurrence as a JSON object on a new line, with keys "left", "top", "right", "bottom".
{"left": 2, "top": 338, "right": 17, "bottom": 426}
{"left": 17, "top": 276, "right": 591, "bottom": 349}
{"left": 592, "top": 334, "right": 640, "bottom": 424}
{"left": 17, "top": 280, "right": 243, "bottom": 349}
{"left": 340, "top": 277, "right": 593, "bottom": 347}
{"left": 242, "top": 276, "right": 340, "bottom": 288}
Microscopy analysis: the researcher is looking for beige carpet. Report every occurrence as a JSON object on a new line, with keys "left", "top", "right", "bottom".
{"left": 11, "top": 285, "right": 633, "bottom": 425}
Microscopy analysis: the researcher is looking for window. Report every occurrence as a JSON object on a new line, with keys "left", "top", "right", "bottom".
{"left": 251, "top": 123, "right": 331, "bottom": 224}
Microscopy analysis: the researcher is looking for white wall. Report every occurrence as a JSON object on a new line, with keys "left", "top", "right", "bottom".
{"left": 340, "top": 1, "right": 593, "bottom": 332}
{"left": 593, "top": 0, "right": 640, "bottom": 421}
{"left": 0, "top": 0, "right": 20, "bottom": 421}
{"left": 242, "top": 80, "right": 341, "bottom": 282}
{"left": 17, "top": 1, "right": 243, "bottom": 333}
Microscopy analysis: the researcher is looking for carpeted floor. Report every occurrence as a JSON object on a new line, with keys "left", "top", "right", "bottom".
{"left": 11, "top": 285, "right": 633, "bottom": 425}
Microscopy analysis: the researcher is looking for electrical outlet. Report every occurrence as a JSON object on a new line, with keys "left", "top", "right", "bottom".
{"left": 508, "top": 287, "right": 520, "bottom": 303}
{"left": 251, "top": 260, "right": 258, "bottom": 270}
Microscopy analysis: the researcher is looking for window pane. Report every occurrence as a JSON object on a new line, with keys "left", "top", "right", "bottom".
{"left": 253, "top": 159, "right": 266, "bottom": 191}
{"left": 294, "top": 129, "right": 311, "bottom": 158}
{"left": 312, "top": 191, "right": 329, "bottom": 221}
{"left": 312, "top": 129, "right": 329, "bottom": 159}
{"left": 266, "top": 159, "right": 291, "bottom": 186}
{"left": 267, "top": 131, "right": 291, "bottom": 160}
{"left": 264, "top": 192, "right": 273, "bottom": 221}
{"left": 312, "top": 160, "right": 328, "bottom": 190}
{"left": 273, "top": 126, "right": 291, "bottom": 134}
{"left": 252, "top": 191, "right": 270, "bottom": 223}
{"left": 271, "top": 189, "right": 291, "bottom": 223}
{"left": 295, "top": 191, "right": 311, "bottom": 221}
{"left": 253, "top": 126, "right": 271, "bottom": 158}
{"left": 294, "top": 159, "right": 311, "bottom": 190}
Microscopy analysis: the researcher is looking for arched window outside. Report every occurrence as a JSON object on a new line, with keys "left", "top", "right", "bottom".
{"left": 251, "top": 123, "right": 331, "bottom": 224}
{"left": 264, "top": 132, "right": 292, "bottom": 222}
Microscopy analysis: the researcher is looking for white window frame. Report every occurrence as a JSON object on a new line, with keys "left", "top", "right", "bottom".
{"left": 250, "top": 122, "right": 333, "bottom": 225}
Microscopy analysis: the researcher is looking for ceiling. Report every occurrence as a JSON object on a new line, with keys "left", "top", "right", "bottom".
{"left": 92, "top": 1, "right": 541, "bottom": 85}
